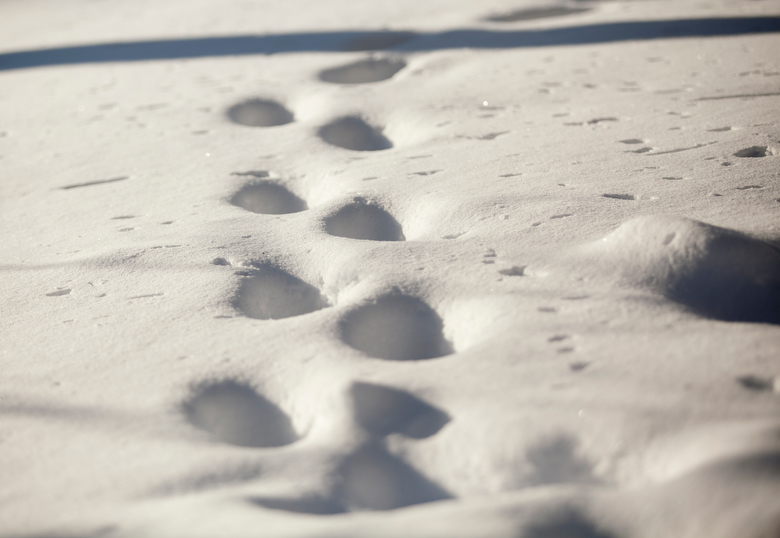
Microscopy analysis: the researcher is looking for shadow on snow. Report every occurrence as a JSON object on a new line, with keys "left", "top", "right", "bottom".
{"left": 0, "top": 17, "right": 778, "bottom": 71}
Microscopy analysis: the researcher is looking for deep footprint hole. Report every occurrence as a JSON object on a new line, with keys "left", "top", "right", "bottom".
{"left": 182, "top": 379, "right": 297, "bottom": 448}
{"left": 498, "top": 266, "right": 526, "bottom": 277}
{"left": 338, "top": 444, "right": 452, "bottom": 511}
{"left": 318, "top": 117, "right": 392, "bottom": 151}
{"left": 602, "top": 193, "right": 635, "bottom": 201}
{"left": 324, "top": 201, "right": 405, "bottom": 241}
{"left": 234, "top": 267, "right": 327, "bottom": 320}
{"left": 227, "top": 99, "right": 294, "bottom": 127}
{"left": 341, "top": 294, "right": 453, "bottom": 361}
{"left": 319, "top": 58, "right": 406, "bottom": 84}
{"left": 230, "top": 182, "right": 307, "bottom": 215}
{"left": 350, "top": 382, "right": 450, "bottom": 439}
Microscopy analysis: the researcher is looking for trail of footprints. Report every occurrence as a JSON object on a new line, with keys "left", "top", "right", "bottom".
{"left": 183, "top": 49, "right": 460, "bottom": 515}
{"left": 170, "top": 7, "right": 780, "bottom": 523}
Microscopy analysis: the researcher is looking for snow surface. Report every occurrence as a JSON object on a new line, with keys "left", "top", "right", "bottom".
{"left": 1, "top": 0, "right": 779, "bottom": 536}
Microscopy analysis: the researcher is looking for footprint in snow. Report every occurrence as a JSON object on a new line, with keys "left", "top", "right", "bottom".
{"left": 318, "top": 116, "right": 392, "bottom": 151}
{"left": 230, "top": 181, "right": 307, "bottom": 215}
{"left": 349, "top": 381, "right": 450, "bottom": 439}
{"left": 226, "top": 99, "right": 294, "bottom": 127}
{"left": 182, "top": 379, "right": 297, "bottom": 448}
{"left": 324, "top": 199, "right": 405, "bottom": 241}
{"left": 319, "top": 57, "right": 406, "bottom": 84}
{"left": 234, "top": 266, "right": 328, "bottom": 320}
{"left": 340, "top": 293, "right": 453, "bottom": 361}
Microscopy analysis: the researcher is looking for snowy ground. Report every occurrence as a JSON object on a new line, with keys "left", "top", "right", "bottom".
{"left": 1, "top": 1, "right": 779, "bottom": 536}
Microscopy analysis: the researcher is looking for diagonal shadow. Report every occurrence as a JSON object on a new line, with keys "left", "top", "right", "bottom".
{"left": 0, "top": 17, "right": 778, "bottom": 72}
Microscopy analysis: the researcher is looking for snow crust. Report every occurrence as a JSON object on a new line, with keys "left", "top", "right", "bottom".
{"left": 1, "top": 0, "right": 779, "bottom": 536}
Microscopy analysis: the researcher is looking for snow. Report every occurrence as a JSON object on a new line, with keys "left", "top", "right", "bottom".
{"left": 1, "top": 0, "right": 779, "bottom": 536}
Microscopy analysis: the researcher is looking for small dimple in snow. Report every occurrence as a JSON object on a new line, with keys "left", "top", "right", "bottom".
{"left": 319, "top": 58, "right": 406, "bottom": 84}
{"left": 231, "top": 170, "right": 270, "bottom": 179}
{"left": 227, "top": 99, "right": 294, "bottom": 127}
{"left": 498, "top": 266, "right": 525, "bottom": 276}
{"left": 587, "top": 117, "right": 618, "bottom": 124}
{"left": 442, "top": 232, "right": 465, "bottom": 240}
{"left": 60, "top": 176, "right": 129, "bottom": 190}
{"left": 46, "top": 289, "right": 71, "bottom": 297}
{"left": 736, "top": 375, "right": 776, "bottom": 392}
{"left": 734, "top": 146, "right": 772, "bottom": 158}
{"left": 602, "top": 194, "right": 635, "bottom": 201}
{"left": 477, "top": 131, "right": 509, "bottom": 140}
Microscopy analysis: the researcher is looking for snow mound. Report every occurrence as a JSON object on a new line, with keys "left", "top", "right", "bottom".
{"left": 588, "top": 215, "right": 780, "bottom": 323}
